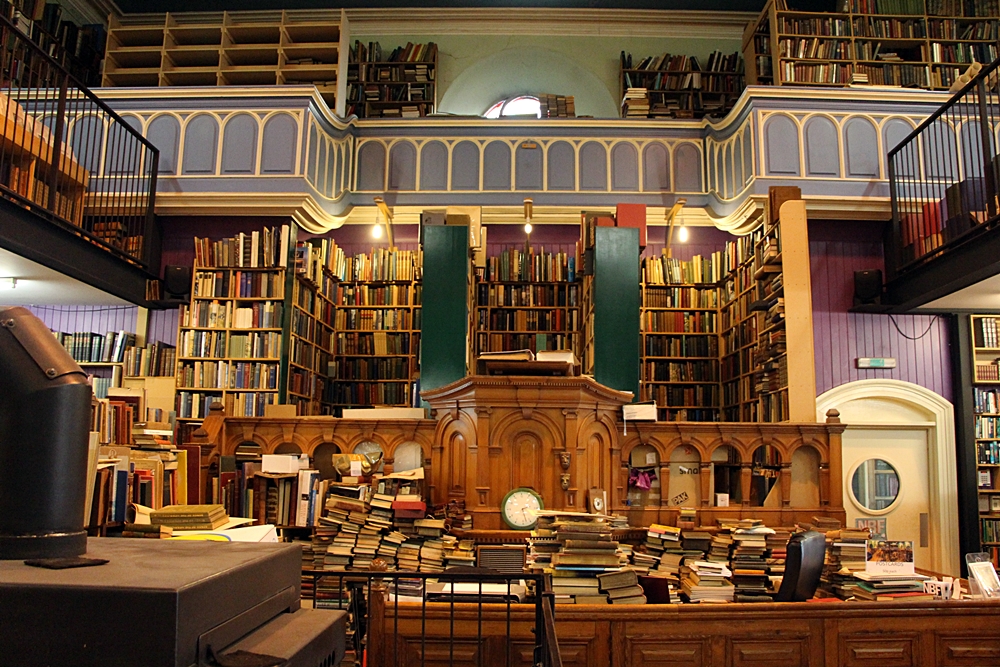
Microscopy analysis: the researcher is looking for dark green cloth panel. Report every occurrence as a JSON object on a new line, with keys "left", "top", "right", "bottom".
{"left": 593, "top": 226, "right": 640, "bottom": 400}
{"left": 420, "top": 225, "right": 469, "bottom": 400}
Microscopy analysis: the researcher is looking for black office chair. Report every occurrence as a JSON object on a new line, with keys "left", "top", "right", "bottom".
{"left": 774, "top": 530, "right": 826, "bottom": 602}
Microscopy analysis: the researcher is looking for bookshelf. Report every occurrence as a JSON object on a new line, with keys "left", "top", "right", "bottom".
{"left": 328, "top": 247, "right": 422, "bottom": 411}
{"left": 972, "top": 314, "right": 1000, "bottom": 563}
{"left": 345, "top": 40, "right": 437, "bottom": 118}
{"left": 720, "top": 229, "right": 763, "bottom": 422}
{"left": 102, "top": 10, "right": 347, "bottom": 111}
{"left": 473, "top": 247, "right": 582, "bottom": 359}
{"left": 639, "top": 253, "right": 723, "bottom": 422}
{"left": 619, "top": 50, "right": 744, "bottom": 119}
{"left": 175, "top": 224, "right": 293, "bottom": 437}
{"left": 743, "top": 0, "right": 1000, "bottom": 90}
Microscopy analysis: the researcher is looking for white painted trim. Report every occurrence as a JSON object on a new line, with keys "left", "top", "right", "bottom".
{"left": 816, "top": 378, "right": 959, "bottom": 576}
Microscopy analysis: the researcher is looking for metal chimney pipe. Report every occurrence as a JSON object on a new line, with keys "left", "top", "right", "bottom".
{"left": 0, "top": 306, "right": 91, "bottom": 559}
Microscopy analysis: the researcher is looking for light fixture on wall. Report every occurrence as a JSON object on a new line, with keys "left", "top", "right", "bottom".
{"left": 523, "top": 198, "right": 533, "bottom": 235}
{"left": 677, "top": 224, "right": 690, "bottom": 243}
{"left": 663, "top": 198, "right": 687, "bottom": 258}
{"left": 0, "top": 278, "right": 17, "bottom": 290}
{"left": 373, "top": 196, "right": 394, "bottom": 245}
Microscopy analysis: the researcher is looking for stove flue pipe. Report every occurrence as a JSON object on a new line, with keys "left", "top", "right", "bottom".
{"left": 0, "top": 306, "right": 92, "bottom": 559}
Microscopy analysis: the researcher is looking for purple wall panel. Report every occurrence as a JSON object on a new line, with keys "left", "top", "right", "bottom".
{"left": 148, "top": 308, "right": 179, "bottom": 345}
{"left": 809, "top": 219, "right": 952, "bottom": 401}
{"left": 28, "top": 305, "right": 138, "bottom": 334}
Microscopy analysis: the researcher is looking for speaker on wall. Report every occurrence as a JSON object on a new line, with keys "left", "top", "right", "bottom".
{"left": 163, "top": 265, "right": 192, "bottom": 300}
{"left": 853, "top": 269, "right": 882, "bottom": 306}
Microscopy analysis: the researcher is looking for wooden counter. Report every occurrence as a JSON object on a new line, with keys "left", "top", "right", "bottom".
{"left": 368, "top": 597, "right": 1000, "bottom": 667}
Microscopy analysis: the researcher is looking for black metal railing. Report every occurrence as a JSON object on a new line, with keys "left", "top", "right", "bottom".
{"left": 887, "top": 57, "right": 1000, "bottom": 279}
{"left": 303, "top": 570, "right": 563, "bottom": 667}
{"left": 0, "top": 13, "right": 158, "bottom": 268}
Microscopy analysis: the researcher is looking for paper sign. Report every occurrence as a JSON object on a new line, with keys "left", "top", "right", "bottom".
{"left": 350, "top": 460, "right": 364, "bottom": 477}
{"left": 646, "top": 452, "right": 657, "bottom": 465}
{"left": 866, "top": 539, "right": 915, "bottom": 575}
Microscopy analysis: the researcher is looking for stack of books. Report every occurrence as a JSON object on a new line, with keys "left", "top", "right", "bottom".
{"left": 851, "top": 571, "right": 932, "bottom": 601}
{"left": 551, "top": 575, "right": 606, "bottom": 604}
{"left": 149, "top": 504, "right": 229, "bottom": 530}
{"left": 681, "top": 560, "right": 734, "bottom": 603}
{"left": 622, "top": 88, "right": 649, "bottom": 117}
{"left": 677, "top": 507, "right": 697, "bottom": 530}
{"left": 681, "top": 530, "right": 712, "bottom": 555}
{"left": 765, "top": 529, "right": 791, "bottom": 590}
{"left": 708, "top": 529, "right": 733, "bottom": 563}
{"left": 598, "top": 569, "right": 647, "bottom": 604}
{"left": 527, "top": 515, "right": 561, "bottom": 572}
{"left": 730, "top": 521, "right": 774, "bottom": 601}
{"left": 822, "top": 527, "right": 871, "bottom": 599}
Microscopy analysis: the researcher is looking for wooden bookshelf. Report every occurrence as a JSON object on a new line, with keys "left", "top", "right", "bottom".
{"left": 473, "top": 247, "right": 582, "bottom": 359}
{"left": 328, "top": 247, "right": 422, "bottom": 410}
{"left": 175, "top": 224, "right": 293, "bottom": 438}
{"left": 619, "top": 50, "right": 744, "bottom": 119}
{"left": 743, "top": 0, "right": 1000, "bottom": 90}
{"left": 971, "top": 315, "right": 1000, "bottom": 563}
{"left": 345, "top": 40, "right": 437, "bottom": 118}
{"left": 103, "top": 10, "right": 347, "bottom": 112}
{"left": 719, "top": 228, "right": 763, "bottom": 422}
{"left": 639, "top": 254, "right": 722, "bottom": 422}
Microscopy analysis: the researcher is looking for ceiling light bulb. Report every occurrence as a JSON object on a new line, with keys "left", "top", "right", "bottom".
{"left": 524, "top": 221, "right": 533, "bottom": 234}
{"left": 677, "top": 226, "right": 689, "bottom": 243}
{"left": 372, "top": 223, "right": 383, "bottom": 239}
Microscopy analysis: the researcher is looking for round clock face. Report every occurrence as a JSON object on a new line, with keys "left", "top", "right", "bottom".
{"left": 592, "top": 496, "right": 605, "bottom": 512}
{"left": 501, "top": 487, "right": 543, "bottom": 530}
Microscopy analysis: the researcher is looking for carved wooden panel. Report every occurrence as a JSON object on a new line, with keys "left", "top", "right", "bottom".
{"left": 728, "top": 638, "right": 806, "bottom": 666}
{"left": 840, "top": 635, "right": 918, "bottom": 667}
{"left": 628, "top": 639, "right": 708, "bottom": 667}
{"left": 936, "top": 635, "right": 1000, "bottom": 666}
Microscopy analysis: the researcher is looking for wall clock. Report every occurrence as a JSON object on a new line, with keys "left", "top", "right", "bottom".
{"left": 500, "top": 487, "right": 543, "bottom": 530}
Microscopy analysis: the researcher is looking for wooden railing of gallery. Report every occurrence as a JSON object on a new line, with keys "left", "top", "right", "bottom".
{"left": 185, "top": 390, "right": 847, "bottom": 529}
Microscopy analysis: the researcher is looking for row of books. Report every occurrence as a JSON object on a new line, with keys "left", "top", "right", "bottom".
{"left": 644, "top": 286, "right": 719, "bottom": 309}
{"left": 644, "top": 360, "right": 718, "bottom": 383}
{"left": 476, "top": 282, "right": 580, "bottom": 308}
{"left": 538, "top": 93, "right": 576, "bottom": 118}
{"left": 642, "top": 310, "right": 717, "bottom": 334}
{"left": 192, "top": 269, "right": 284, "bottom": 299}
{"left": 335, "top": 331, "right": 414, "bottom": 356}
{"left": 331, "top": 248, "right": 421, "bottom": 283}
{"left": 642, "top": 253, "right": 727, "bottom": 286}
{"left": 177, "top": 360, "right": 280, "bottom": 390}
{"left": 55, "top": 329, "right": 136, "bottom": 364}
{"left": 193, "top": 225, "right": 291, "bottom": 269}
{"left": 483, "top": 248, "right": 578, "bottom": 283}
{"left": 180, "top": 301, "right": 283, "bottom": 330}
{"left": 976, "top": 316, "right": 1000, "bottom": 348}
{"left": 334, "top": 308, "right": 419, "bottom": 331}
{"left": 123, "top": 341, "right": 176, "bottom": 377}
{"left": 326, "top": 381, "right": 414, "bottom": 407}
{"left": 976, "top": 387, "right": 1000, "bottom": 415}
{"left": 476, "top": 308, "right": 580, "bottom": 333}
{"left": 644, "top": 333, "right": 719, "bottom": 358}
{"left": 334, "top": 283, "right": 418, "bottom": 307}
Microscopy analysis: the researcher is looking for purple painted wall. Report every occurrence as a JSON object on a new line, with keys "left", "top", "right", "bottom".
{"left": 809, "top": 219, "right": 952, "bottom": 402}
{"left": 27, "top": 304, "right": 179, "bottom": 346}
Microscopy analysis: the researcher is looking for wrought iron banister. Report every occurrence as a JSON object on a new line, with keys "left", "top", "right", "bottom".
{"left": 0, "top": 12, "right": 158, "bottom": 269}
{"left": 887, "top": 56, "right": 1000, "bottom": 280}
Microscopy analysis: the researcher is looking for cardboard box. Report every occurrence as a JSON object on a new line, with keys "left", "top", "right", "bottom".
{"left": 261, "top": 454, "right": 300, "bottom": 474}
{"left": 616, "top": 203, "right": 647, "bottom": 247}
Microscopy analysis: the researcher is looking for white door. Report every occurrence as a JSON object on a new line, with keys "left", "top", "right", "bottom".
{"left": 841, "top": 427, "right": 932, "bottom": 571}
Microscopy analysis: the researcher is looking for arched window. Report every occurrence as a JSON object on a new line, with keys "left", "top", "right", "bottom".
{"left": 484, "top": 95, "right": 541, "bottom": 119}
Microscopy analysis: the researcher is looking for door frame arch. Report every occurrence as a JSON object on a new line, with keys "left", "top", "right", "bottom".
{"left": 817, "top": 378, "right": 959, "bottom": 575}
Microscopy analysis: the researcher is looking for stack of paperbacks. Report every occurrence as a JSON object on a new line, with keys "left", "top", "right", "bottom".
{"left": 728, "top": 519, "right": 775, "bottom": 602}
{"left": 681, "top": 560, "right": 733, "bottom": 603}
{"left": 821, "top": 527, "right": 871, "bottom": 599}
{"left": 150, "top": 504, "right": 229, "bottom": 530}
{"left": 542, "top": 511, "right": 623, "bottom": 604}
{"left": 597, "top": 569, "right": 647, "bottom": 604}
{"left": 851, "top": 571, "right": 932, "bottom": 602}
{"left": 765, "top": 528, "right": 791, "bottom": 591}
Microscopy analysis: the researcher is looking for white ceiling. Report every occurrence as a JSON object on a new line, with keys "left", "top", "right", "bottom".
{"left": 919, "top": 272, "right": 1000, "bottom": 311}
{"left": 0, "top": 247, "right": 132, "bottom": 307}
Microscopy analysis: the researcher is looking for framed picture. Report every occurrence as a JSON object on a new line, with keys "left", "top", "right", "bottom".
{"left": 992, "top": 496, "right": 1000, "bottom": 512}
